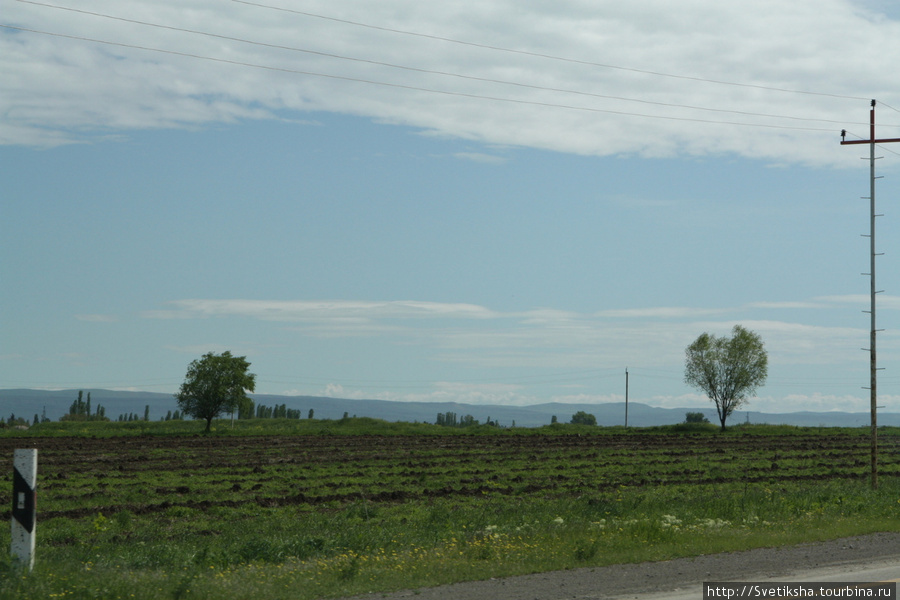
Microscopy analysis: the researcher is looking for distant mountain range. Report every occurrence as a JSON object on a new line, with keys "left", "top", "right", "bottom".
{"left": 0, "top": 388, "right": 895, "bottom": 428}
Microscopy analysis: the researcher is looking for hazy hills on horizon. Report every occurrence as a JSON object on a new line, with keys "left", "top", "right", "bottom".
{"left": 0, "top": 388, "right": 892, "bottom": 428}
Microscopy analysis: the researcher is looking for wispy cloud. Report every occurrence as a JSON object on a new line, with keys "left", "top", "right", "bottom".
{"left": 75, "top": 314, "right": 119, "bottom": 323}
{"left": 5, "top": 0, "right": 899, "bottom": 165}
{"left": 165, "top": 344, "right": 236, "bottom": 355}
{"left": 317, "top": 381, "right": 533, "bottom": 406}
{"left": 144, "top": 299, "right": 501, "bottom": 322}
{"left": 818, "top": 294, "right": 900, "bottom": 310}
{"left": 746, "top": 301, "right": 827, "bottom": 310}
{"left": 143, "top": 297, "right": 870, "bottom": 374}
{"left": 596, "top": 307, "right": 730, "bottom": 319}
{"left": 453, "top": 152, "right": 507, "bottom": 164}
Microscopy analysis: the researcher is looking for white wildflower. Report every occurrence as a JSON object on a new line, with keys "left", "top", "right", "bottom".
{"left": 699, "top": 518, "right": 729, "bottom": 528}
{"left": 660, "top": 514, "right": 682, "bottom": 528}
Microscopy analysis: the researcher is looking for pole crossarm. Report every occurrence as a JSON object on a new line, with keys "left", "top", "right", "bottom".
{"left": 841, "top": 138, "right": 900, "bottom": 145}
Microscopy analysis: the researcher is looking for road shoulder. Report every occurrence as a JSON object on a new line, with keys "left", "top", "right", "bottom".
{"left": 342, "top": 532, "right": 900, "bottom": 600}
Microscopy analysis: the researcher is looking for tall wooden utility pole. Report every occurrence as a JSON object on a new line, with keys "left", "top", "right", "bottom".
{"left": 841, "top": 99, "right": 900, "bottom": 489}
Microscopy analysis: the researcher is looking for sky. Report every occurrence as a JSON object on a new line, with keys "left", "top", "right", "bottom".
{"left": 4, "top": 0, "right": 900, "bottom": 414}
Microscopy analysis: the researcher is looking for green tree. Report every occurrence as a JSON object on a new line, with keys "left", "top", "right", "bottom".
{"left": 69, "top": 391, "right": 86, "bottom": 416}
{"left": 684, "top": 411, "right": 710, "bottom": 424}
{"left": 684, "top": 325, "right": 768, "bottom": 431}
{"left": 238, "top": 398, "right": 255, "bottom": 420}
{"left": 62, "top": 390, "right": 109, "bottom": 422}
{"left": 570, "top": 411, "right": 597, "bottom": 426}
{"left": 174, "top": 351, "right": 256, "bottom": 432}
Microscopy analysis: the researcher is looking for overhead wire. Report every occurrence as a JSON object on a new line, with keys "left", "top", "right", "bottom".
{"left": 0, "top": 23, "right": 846, "bottom": 133}
{"left": 7, "top": 0, "right": 863, "bottom": 129}
{"left": 228, "top": 0, "right": 871, "bottom": 103}
{"left": 6, "top": 0, "right": 891, "bottom": 133}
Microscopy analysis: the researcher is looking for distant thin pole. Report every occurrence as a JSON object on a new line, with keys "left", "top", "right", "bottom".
{"left": 625, "top": 367, "right": 629, "bottom": 427}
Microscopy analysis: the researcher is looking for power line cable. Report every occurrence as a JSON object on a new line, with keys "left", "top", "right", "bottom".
{"left": 10, "top": 0, "right": 873, "bottom": 129}
{"left": 229, "top": 0, "right": 871, "bottom": 102}
{"left": 0, "top": 23, "right": 847, "bottom": 133}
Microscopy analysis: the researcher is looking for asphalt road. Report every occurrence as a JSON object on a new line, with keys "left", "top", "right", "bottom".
{"left": 343, "top": 532, "right": 900, "bottom": 600}
{"left": 621, "top": 559, "right": 900, "bottom": 600}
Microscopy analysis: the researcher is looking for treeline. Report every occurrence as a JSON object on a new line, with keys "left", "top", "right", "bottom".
{"left": 434, "top": 412, "right": 501, "bottom": 428}
{"left": 1, "top": 412, "right": 48, "bottom": 428}
{"left": 160, "top": 404, "right": 315, "bottom": 421}
{"left": 435, "top": 411, "right": 598, "bottom": 428}
{"left": 238, "top": 400, "right": 314, "bottom": 420}
{"left": 58, "top": 392, "right": 321, "bottom": 424}
{"left": 119, "top": 405, "right": 151, "bottom": 422}
{"left": 63, "top": 391, "right": 153, "bottom": 423}
{"left": 61, "top": 391, "right": 109, "bottom": 422}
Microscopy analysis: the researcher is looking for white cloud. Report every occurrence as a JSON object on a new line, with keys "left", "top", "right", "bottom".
{"left": 144, "top": 298, "right": 501, "bottom": 322}
{"left": 143, "top": 297, "right": 870, "bottom": 376}
{"left": 596, "top": 307, "right": 730, "bottom": 319}
{"left": 453, "top": 152, "right": 507, "bottom": 164}
{"left": 4, "top": 0, "right": 900, "bottom": 165}
{"left": 314, "top": 381, "right": 534, "bottom": 406}
{"left": 819, "top": 294, "right": 900, "bottom": 310}
{"left": 75, "top": 314, "right": 119, "bottom": 322}
{"left": 165, "top": 344, "right": 237, "bottom": 355}
{"left": 746, "top": 301, "right": 827, "bottom": 310}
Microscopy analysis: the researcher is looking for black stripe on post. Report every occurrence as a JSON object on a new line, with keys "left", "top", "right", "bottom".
{"left": 12, "top": 466, "right": 36, "bottom": 534}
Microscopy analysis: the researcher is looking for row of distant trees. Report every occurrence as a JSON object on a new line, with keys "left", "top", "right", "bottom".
{"left": 62, "top": 391, "right": 154, "bottom": 423}
{"left": 61, "top": 391, "right": 108, "bottom": 422}
{"left": 3, "top": 413, "right": 47, "bottom": 428}
{"left": 436, "top": 411, "right": 601, "bottom": 428}
{"left": 434, "top": 412, "right": 505, "bottom": 428}
{"left": 17, "top": 326, "right": 764, "bottom": 433}
{"left": 237, "top": 401, "right": 314, "bottom": 420}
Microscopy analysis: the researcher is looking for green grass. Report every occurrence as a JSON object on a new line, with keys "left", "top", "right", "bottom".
{"left": 2, "top": 420, "right": 900, "bottom": 599}
{"left": 3, "top": 478, "right": 900, "bottom": 600}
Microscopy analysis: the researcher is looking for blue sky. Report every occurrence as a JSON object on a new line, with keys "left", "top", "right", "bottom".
{"left": 4, "top": 0, "right": 900, "bottom": 412}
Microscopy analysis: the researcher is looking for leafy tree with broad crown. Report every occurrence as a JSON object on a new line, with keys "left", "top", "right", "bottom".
{"left": 684, "top": 325, "right": 768, "bottom": 431}
{"left": 570, "top": 411, "right": 597, "bottom": 426}
{"left": 175, "top": 351, "right": 256, "bottom": 432}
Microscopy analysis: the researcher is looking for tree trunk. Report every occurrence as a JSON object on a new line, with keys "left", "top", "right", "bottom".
{"left": 204, "top": 417, "right": 212, "bottom": 433}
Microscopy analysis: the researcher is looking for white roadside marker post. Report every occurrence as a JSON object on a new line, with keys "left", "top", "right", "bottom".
{"left": 11, "top": 449, "right": 37, "bottom": 571}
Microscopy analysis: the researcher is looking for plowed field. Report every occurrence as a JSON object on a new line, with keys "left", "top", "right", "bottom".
{"left": 3, "top": 431, "right": 898, "bottom": 521}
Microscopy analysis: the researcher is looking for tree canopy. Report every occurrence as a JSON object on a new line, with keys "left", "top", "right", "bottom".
{"left": 684, "top": 325, "right": 768, "bottom": 431}
{"left": 570, "top": 411, "right": 597, "bottom": 426}
{"left": 174, "top": 351, "right": 256, "bottom": 432}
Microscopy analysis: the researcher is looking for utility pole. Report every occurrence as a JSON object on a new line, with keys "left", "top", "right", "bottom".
{"left": 841, "top": 100, "right": 900, "bottom": 489}
{"left": 625, "top": 367, "right": 629, "bottom": 428}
